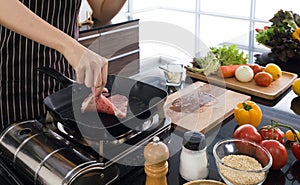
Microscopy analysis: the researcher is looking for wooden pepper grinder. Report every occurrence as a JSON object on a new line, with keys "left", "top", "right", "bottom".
{"left": 144, "top": 136, "right": 169, "bottom": 185}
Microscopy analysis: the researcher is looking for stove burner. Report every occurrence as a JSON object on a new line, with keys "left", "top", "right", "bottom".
{"left": 54, "top": 117, "right": 171, "bottom": 166}
{"left": 56, "top": 122, "right": 137, "bottom": 146}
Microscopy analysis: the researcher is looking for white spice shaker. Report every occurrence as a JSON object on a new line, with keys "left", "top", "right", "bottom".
{"left": 179, "top": 131, "right": 209, "bottom": 181}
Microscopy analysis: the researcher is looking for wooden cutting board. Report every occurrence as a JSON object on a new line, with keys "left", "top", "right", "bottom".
{"left": 164, "top": 81, "right": 250, "bottom": 133}
{"left": 186, "top": 70, "right": 297, "bottom": 100}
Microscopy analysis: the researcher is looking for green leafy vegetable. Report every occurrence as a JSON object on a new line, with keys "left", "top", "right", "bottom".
{"left": 256, "top": 26, "right": 285, "bottom": 46}
{"left": 210, "top": 44, "right": 248, "bottom": 66}
{"left": 270, "top": 9, "right": 300, "bottom": 30}
{"left": 186, "top": 44, "right": 248, "bottom": 76}
{"left": 256, "top": 9, "right": 300, "bottom": 62}
{"left": 186, "top": 51, "right": 220, "bottom": 76}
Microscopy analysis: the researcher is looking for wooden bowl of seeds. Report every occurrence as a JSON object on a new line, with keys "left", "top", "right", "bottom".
{"left": 184, "top": 179, "right": 226, "bottom": 185}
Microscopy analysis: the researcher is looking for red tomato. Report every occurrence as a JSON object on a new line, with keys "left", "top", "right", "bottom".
{"left": 233, "top": 124, "right": 263, "bottom": 143}
{"left": 255, "top": 145, "right": 271, "bottom": 167}
{"left": 234, "top": 139, "right": 257, "bottom": 157}
{"left": 292, "top": 143, "right": 300, "bottom": 161}
{"left": 260, "top": 140, "right": 288, "bottom": 170}
{"left": 258, "top": 125, "right": 285, "bottom": 144}
{"left": 249, "top": 64, "right": 263, "bottom": 75}
{"left": 254, "top": 72, "right": 273, "bottom": 87}
{"left": 255, "top": 28, "right": 262, "bottom": 32}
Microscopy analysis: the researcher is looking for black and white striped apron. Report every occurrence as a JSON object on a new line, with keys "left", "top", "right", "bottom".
{"left": 0, "top": 0, "right": 82, "bottom": 129}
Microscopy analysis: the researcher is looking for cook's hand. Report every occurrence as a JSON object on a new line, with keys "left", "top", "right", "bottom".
{"left": 76, "top": 49, "right": 108, "bottom": 89}
{"left": 63, "top": 41, "right": 108, "bottom": 89}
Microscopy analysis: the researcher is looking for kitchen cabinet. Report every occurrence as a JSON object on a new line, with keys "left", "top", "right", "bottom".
{"left": 78, "top": 18, "right": 140, "bottom": 76}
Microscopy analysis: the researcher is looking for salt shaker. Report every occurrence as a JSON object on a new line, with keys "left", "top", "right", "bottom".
{"left": 179, "top": 131, "right": 209, "bottom": 181}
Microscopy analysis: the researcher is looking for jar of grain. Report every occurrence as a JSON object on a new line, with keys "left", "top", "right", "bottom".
{"left": 179, "top": 131, "right": 208, "bottom": 181}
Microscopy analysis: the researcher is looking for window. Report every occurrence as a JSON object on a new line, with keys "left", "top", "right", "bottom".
{"left": 122, "top": 0, "right": 299, "bottom": 61}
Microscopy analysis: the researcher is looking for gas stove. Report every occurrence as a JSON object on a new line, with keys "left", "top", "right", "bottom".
{"left": 54, "top": 115, "right": 172, "bottom": 166}
{"left": 0, "top": 117, "right": 171, "bottom": 185}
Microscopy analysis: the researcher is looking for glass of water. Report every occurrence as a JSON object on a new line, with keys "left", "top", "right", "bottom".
{"left": 160, "top": 64, "right": 184, "bottom": 86}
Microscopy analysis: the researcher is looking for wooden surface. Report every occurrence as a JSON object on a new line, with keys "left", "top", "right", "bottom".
{"left": 186, "top": 70, "right": 297, "bottom": 100}
{"left": 164, "top": 82, "right": 250, "bottom": 133}
{"left": 184, "top": 180, "right": 226, "bottom": 185}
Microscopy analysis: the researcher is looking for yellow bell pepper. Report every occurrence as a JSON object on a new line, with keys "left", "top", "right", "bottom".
{"left": 234, "top": 101, "right": 262, "bottom": 128}
{"left": 292, "top": 28, "right": 300, "bottom": 42}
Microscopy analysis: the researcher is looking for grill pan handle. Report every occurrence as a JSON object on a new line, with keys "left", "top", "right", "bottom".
{"left": 36, "top": 67, "right": 75, "bottom": 88}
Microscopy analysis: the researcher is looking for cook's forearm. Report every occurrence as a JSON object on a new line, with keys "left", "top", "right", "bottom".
{"left": 87, "top": 0, "right": 126, "bottom": 24}
{"left": 0, "top": 0, "right": 76, "bottom": 58}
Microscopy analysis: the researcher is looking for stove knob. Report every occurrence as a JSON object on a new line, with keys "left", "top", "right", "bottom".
{"left": 144, "top": 136, "right": 169, "bottom": 185}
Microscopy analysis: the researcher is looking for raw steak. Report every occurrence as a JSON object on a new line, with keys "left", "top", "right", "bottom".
{"left": 170, "top": 92, "right": 215, "bottom": 112}
{"left": 81, "top": 91, "right": 129, "bottom": 119}
{"left": 165, "top": 84, "right": 225, "bottom": 123}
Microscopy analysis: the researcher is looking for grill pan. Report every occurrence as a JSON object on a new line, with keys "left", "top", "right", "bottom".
{"left": 38, "top": 68, "right": 168, "bottom": 141}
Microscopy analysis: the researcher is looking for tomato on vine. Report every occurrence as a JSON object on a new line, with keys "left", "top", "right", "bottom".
{"left": 285, "top": 129, "right": 300, "bottom": 142}
{"left": 260, "top": 140, "right": 288, "bottom": 170}
{"left": 270, "top": 120, "right": 300, "bottom": 162}
{"left": 258, "top": 125, "right": 285, "bottom": 144}
{"left": 292, "top": 143, "right": 300, "bottom": 161}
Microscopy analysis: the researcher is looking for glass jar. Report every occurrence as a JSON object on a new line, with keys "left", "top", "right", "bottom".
{"left": 179, "top": 131, "right": 209, "bottom": 181}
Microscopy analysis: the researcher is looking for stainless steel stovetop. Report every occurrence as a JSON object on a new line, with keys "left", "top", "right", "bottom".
{"left": 0, "top": 118, "right": 171, "bottom": 185}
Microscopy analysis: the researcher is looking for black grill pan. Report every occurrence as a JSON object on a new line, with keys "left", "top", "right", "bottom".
{"left": 38, "top": 68, "right": 168, "bottom": 141}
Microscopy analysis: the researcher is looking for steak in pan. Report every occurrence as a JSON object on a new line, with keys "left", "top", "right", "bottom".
{"left": 81, "top": 92, "right": 129, "bottom": 119}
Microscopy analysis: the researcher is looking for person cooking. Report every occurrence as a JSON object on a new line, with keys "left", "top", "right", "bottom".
{"left": 0, "top": 0, "right": 126, "bottom": 130}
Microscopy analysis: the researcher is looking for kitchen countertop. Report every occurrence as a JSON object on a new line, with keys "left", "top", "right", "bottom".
{"left": 78, "top": 14, "right": 139, "bottom": 34}
{"left": 0, "top": 54, "right": 299, "bottom": 184}
{"left": 113, "top": 55, "right": 300, "bottom": 185}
